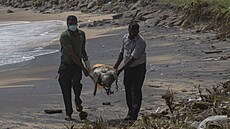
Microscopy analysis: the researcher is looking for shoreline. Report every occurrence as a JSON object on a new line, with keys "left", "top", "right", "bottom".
{"left": 0, "top": 24, "right": 127, "bottom": 72}
{"left": 0, "top": 5, "right": 126, "bottom": 84}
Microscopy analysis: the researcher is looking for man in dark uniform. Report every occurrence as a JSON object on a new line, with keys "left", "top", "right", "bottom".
{"left": 58, "top": 15, "right": 89, "bottom": 121}
{"left": 114, "top": 22, "right": 146, "bottom": 121}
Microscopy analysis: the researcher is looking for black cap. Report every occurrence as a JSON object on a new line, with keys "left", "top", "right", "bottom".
{"left": 67, "top": 15, "right": 77, "bottom": 21}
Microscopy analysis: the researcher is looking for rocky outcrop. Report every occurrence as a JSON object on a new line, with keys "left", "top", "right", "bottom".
{"left": 0, "top": 0, "right": 158, "bottom": 14}
{"left": 0, "top": 0, "right": 229, "bottom": 39}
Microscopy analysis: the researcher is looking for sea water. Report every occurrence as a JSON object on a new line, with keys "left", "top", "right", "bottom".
{"left": 0, "top": 20, "right": 66, "bottom": 67}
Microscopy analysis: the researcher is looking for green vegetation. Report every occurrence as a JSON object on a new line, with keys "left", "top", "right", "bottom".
{"left": 160, "top": 0, "right": 230, "bottom": 9}
{"left": 160, "top": 0, "right": 197, "bottom": 5}
{"left": 159, "top": 0, "right": 230, "bottom": 39}
{"left": 32, "top": 0, "right": 46, "bottom": 7}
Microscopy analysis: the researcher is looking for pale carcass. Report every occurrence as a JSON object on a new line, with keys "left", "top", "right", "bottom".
{"left": 89, "top": 64, "right": 118, "bottom": 96}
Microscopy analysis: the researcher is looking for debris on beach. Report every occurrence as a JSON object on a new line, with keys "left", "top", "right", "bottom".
{"left": 64, "top": 81, "right": 230, "bottom": 128}
{"left": 44, "top": 109, "right": 62, "bottom": 114}
{"left": 132, "top": 81, "right": 230, "bottom": 128}
{"left": 102, "top": 102, "right": 111, "bottom": 106}
{"left": 7, "top": 9, "right": 14, "bottom": 13}
{"left": 79, "top": 111, "right": 88, "bottom": 120}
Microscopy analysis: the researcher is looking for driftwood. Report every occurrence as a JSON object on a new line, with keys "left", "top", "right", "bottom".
{"left": 44, "top": 109, "right": 62, "bottom": 114}
{"left": 201, "top": 50, "right": 223, "bottom": 54}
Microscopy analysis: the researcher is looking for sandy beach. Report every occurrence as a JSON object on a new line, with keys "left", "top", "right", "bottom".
{"left": 0, "top": 6, "right": 141, "bottom": 129}
{"left": 0, "top": 5, "right": 230, "bottom": 129}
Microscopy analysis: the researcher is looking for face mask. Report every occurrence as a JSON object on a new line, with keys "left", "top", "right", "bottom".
{"left": 68, "top": 25, "right": 77, "bottom": 32}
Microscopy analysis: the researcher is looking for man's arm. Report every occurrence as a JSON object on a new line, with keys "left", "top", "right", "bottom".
{"left": 117, "top": 57, "right": 136, "bottom": 75}
{"left": 114, "top": 52, "right": 123, "bottom": 69}
{"left": 81, "top": 32, "right": 88, "bottom": 61}
{"left": 81, "top": 45, "right": 88, "bottom": 61}
{"left": 63, "top": 44, "right": 89, "bottom": 76}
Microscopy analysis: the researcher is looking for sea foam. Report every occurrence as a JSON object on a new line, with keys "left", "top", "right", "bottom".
{"left": 0, "top": 20, "right": 66, "bottom": 66}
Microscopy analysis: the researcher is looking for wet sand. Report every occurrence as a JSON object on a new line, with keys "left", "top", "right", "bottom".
{"left": 0, "top": 6, "right": 230, "bottom": 129}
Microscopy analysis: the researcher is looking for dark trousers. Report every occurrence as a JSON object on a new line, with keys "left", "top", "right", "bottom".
{"left": 124, "top": 62, "right": 146, "bottom": 119}
{"left": 58, "top": 64, "right": 82, "bottom": 116}
{"left": 124, "top": 63, "right": 146, "bottom": 119}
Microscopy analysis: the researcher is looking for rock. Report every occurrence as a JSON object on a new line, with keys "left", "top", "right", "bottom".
{"left": 87, "top": 23, "right": 95, "bottom": 28}
{"left": 129, "top": 0, "right": 147, "bottom": 10}
{"left": 93, "top": 20, "right": 105, "bottom": 26}
{"left": 154, "top": 14, "right": 169, "bottom": 26}
{"left": 79, "top": 3, "right": 87, "bottom": 9}
{"left": 7, "top": 9, "right": 14, "bottom": 13}
{"left": 172, "top": 18, "right": 183, "bottom": 26}
{"left": 144, "top": 18, "right": 159, "bottom": 28}
{"left": 67, "top": 0, "right": 79, "bottom": 7}
{"left": 101, "top": 2, "right": 113, "bottom": 12}
{"left": 0, "top": 0, "right": 5, "bottom": 4}
{"left": 33, "top": 0, "right": 45, "bottom": 7}
{"left": 38, "top": 6, "right": 48, "bottom": 13}
{"left": 111, "top": 19, "right": 120, "bottom": 26}
{"left": 5, "top": 0, "right": 12, "bottom": 6}
{"left": 181, "top": 89, "right": 187, "bottom": 92}
{"left": 89, "top": 5, "right": 100, "bottom": 12}
{"left": 59, "top": 0, "right": 66, "bottom": 5}
{"left": 137, "top": 11, "right": 154, "bottom": 18}
{"left": 87, "top": 0, "right": 96, "bottom": 9}
{"left": 123, "top": 10, "right": 139, "bottom": 18}
{"left": 21, "top": 2, "right": 32, "bottom": 8}
{"left": 119, "top": 17, "right": 133, "bottom": 25}
{"left": 112, "top": 13, "right": 123, "bottom": 19}
{"left": 79, "top": 111, "right": 88, "bottom": 120}
{"left": 117, "top": 4, "right": 129, "bottom": 12}
{"left": 142, "top": 10, "right": 159, "bottom": 19}
{"left": 41, "top": 2, "right": 51, "bottom": 8}
{"left": 81, "top": 6, "right": 88, "bottom": 12}
{"left": 78, "top": 23, "right": 88, "bottom": 28}
{"left": 13, "top": 2, "right": 20, "bottom": 8}
{"left": 44, "top": 8, "right": 56, "bottom": 14}
{"left": 96, "top": 0, "right": 105, "bottom": 6}
{"left": 50, "top": 0, "right": 59, "bottom": 5}
{"left": 110, "top": 5, "right": 119, "bottom": 13}
{"left": 167, "top": 16, "right": 181, "bottom": 27}
{"left": 181, "top": 19, "right": 192, "bottom": 29}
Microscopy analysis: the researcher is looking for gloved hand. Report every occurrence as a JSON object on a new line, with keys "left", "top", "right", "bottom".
{"left": 84, "top": 60, "right": 91, "bottom": 72}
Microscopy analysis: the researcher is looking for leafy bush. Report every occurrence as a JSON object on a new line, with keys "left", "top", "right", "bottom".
{"left": 160, "top": 0, "right": 230, "bottom": 9}
{"left": 32, "top": 0, "right": 45, "bottom": 7}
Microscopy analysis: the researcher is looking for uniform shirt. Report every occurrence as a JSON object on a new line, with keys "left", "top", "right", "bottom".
{"left": 120, "top": 33, "right": 146, "bottom": 67}
{"left": 59, "top": 29, "right": 87, "bottom": 65}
